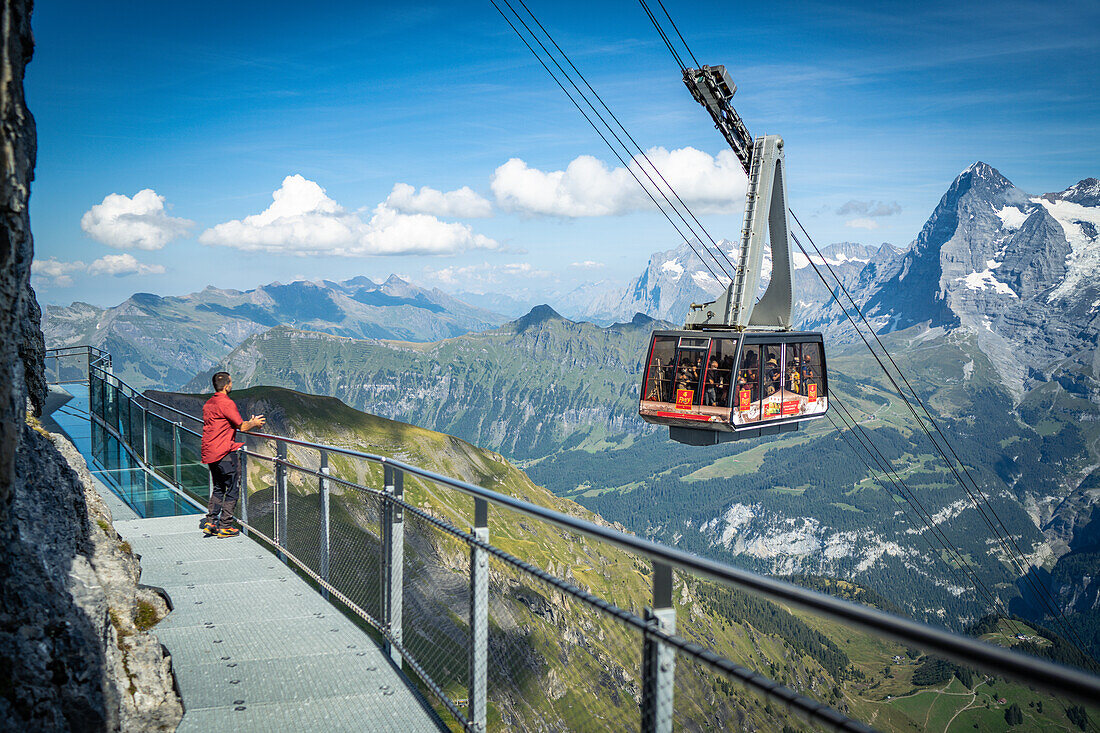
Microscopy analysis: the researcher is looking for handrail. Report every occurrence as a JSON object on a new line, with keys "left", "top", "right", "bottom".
{"left": 244, "top": 430, "right": 1100, "bottom": 704}
{"left": 49, "top": 345, "right": 1100, "bottom": 710}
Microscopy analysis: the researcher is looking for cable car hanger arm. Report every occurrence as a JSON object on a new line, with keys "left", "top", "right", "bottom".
{"left": 682, "top": 65, "right": 794, "bottom": 332}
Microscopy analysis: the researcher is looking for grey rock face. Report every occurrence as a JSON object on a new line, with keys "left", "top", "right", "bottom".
{"left": 0, "top": 0, "right": 38, "bottom": 513}
{"left": 2, "top": 425, "right": 183, "bottom": 731}
{"left": 1, "top": 2, "right": 181, "bottom": 727}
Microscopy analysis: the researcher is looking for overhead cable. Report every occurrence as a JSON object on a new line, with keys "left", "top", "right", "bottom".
{"left": 488, "top": 0, "right": 729, "bottom": 285}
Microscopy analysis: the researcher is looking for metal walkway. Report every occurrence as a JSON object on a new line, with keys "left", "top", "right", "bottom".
{"left": 113, "top": 514, "right": 443, "bottom": 732}
{"left": 43, "top": 382, "right": 443, "bottom": 732}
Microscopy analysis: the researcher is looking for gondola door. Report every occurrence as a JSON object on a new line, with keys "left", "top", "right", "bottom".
{"left": 671, "top": 336, "right": 710, "bottom": 411}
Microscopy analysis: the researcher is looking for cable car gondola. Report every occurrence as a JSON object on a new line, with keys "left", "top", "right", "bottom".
{"left": 637, "top": 67, "right": 829, "bottom": 445}
{"left": 639, "top": 330, "right": 828, "bottom": 445}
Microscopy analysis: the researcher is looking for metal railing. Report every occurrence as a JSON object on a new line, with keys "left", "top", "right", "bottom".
{"left": 48, "top": 345, "right": 1100, "bottom": 732}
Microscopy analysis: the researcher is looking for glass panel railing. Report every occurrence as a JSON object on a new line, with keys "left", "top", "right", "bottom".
{"left": 117, "top": 389, "right": 132, "bottom": 445}
{"left": 90, "top": 373, "right": 104, "bottom": 422}
{"left": 178, "top": 428, "right": 209, "bottom": 504}
{"left": 104, "top": 380, "right": 118, "bottom": 433}
{"left": 146, "top": 411, "right": 176, "bottom": 481}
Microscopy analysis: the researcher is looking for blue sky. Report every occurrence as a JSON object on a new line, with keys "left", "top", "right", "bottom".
{"left": 28, "top": 0, "right": 1100, "bottom": 307}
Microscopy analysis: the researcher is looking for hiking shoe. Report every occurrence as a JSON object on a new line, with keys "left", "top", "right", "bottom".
{"left": 202, "top": 521, "right": 217, "bottom": 537}
{"left": 217, "top": 526, "right": 240, "bottom": 538}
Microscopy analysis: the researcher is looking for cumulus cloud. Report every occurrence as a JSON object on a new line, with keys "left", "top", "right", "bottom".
{"left": 845, "top": 218, "right": 880, "bottom": 230}
{"left": 31, "top": 254, "right": 164, "bottom": 286}
{"left": 88, "top": 253, "right": 166, "bottom": 277}
{"left": 421, "top": 261, "right": 552, "bottom": 288}
{"left": 385, "top": 183, "right": 492, "bottom": 218}
{"left": 836, "top": 200, "right": 901, "bottom": 217}
{"left": 80, "top": 189, "right": 194, "bottom": 250}
{"left": 200, "top": 175, "right": 498, "bottom": 256}
{"left": 31, "top": 258, "right": 86, "bottom": 287}
{"left": 490, "top": 147, "right": 747, "bottom": 217}
{"left": 570, "top": 260, "right": 604, "bottom": 269}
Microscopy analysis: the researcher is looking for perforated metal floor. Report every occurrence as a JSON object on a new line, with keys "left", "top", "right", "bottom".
{"left": 115, "top": 515, "right": 444, "bottom": 733}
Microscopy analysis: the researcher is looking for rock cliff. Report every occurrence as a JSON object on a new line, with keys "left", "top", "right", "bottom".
{"left": 0, "top": 1, "right": 182, "bottom": 729}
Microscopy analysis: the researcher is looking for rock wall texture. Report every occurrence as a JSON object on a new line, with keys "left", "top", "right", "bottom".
{"left": 0, "top": 1, "right": 182, "bottom": 729}
{"left": 2, "top": 424, "right": 184, "bottom": 731}
{"left": 0, "top": 0, "right": 40, "bottom": 518}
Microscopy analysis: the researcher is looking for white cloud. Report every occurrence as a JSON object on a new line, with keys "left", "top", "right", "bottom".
{"left": 88, "top": 253, "right": 166, "bottom": 277}
{"left": 31, "top": 253, "right": 164, "bottom": 286}
{"left": 199, "top": 175, "right": 498, "bottom": 256}
{"left": 570, "top": 260, "right": 604, "bottom": 269}
{"left": 845, "top": 218, "right": 880, "bottom": 230}
{"left": 31, "top": 258, "right": 86, "bottom": 287}
{"left": 490, "top": 147, "right": 747, "bottom": 217}
{"left": 421, "top": 261, "right": 552, "bottom": 288}
{"left": 385, "top": 183, "right": 492, "bottom": 218}
{"left": 836, "top": 200, "right": 901, "bottom": 217}
{"left": 80, "top": 189, "right": 194, "bottom": 250}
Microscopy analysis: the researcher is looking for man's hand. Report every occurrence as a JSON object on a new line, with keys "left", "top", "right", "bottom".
{"left": 242, "top": 414, "right": 266, "bottom": 432}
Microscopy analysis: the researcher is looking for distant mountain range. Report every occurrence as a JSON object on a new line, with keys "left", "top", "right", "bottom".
{"left": 554, "top": 239, "right": 887, "bottom": 326}
{"left": 42, "top": 275, "right": 505, "bottom": 389}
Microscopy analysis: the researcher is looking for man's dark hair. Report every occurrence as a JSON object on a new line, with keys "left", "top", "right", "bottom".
{"left": 212, "top": 372, "right": 231, "bottom": 392}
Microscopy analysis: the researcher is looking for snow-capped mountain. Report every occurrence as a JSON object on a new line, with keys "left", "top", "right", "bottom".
{"left": 559, "top": 238, "right": 882, "bottom": 326}
{"left": 816, "top": 163, "right": 1100, "bottom": 397}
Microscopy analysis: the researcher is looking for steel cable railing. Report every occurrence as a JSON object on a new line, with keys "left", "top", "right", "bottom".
{"left": 45, "top": 345, "right": 1100, "bottom": 732}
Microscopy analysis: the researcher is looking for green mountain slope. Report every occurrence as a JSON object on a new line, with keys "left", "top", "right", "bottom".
{"left": 154, "top": 385, "right": 1093, "bottom": 731}
{"left": 187, "top": 312, "right": 1100, "bottom": 639}
{"left": 185, "top": 306, "right": 664, "bottom": 459}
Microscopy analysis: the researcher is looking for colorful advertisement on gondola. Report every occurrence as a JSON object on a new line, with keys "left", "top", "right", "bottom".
{"left": 731, "top": 386, "right": 828, "bottom": 426}
{"left": 738, "top": 389, "right": 751, "bottom": 412}
{"left": 675, "top": 389, "right": 694, "bottom": 410}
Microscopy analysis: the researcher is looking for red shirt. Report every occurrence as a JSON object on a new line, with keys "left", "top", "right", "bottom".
{"left": 201, "top": 392, "right": 244, "bottom": 464}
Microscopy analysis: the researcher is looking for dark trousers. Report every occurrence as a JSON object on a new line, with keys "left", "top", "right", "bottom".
{"left": 204, "top": 452, "right": 240, "bottom": 528}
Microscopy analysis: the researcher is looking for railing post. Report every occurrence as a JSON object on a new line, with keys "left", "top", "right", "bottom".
{"left": 239, "top": 449, "right": 249, "bottom": 537}
{"left": 319, "top": 450, "right": 330, "bottom": 599}
{"left": 275, "top": 441, "right": 288, "bottom": 561}
{"left": 381, "top": 463, "right": 403, "bottom": 664}
{"left": 468, "top": 498, "right": 489, "bottom": 731}
{"left": 642, "top": 562, "right": 676, "bottom": 733}
{"left": 172, "top": 421, "right": 181, "bottom": 487}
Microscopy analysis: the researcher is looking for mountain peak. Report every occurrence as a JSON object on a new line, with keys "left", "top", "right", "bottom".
{"left": 956, "top": 161, "right": 1013, "bottom": 190}
{"left": 384, "top": 274, "right": 408, "bottom": 286}
{"left": 511, "top": 304, "right": 567, "bottom": 331}
{"left": 1054, "top": 177, "right": 1100, "bottom": 207}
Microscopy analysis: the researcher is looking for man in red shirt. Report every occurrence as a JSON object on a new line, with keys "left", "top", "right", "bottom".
{"left": 201, "top": 371, "right": 265, "bottom": 537}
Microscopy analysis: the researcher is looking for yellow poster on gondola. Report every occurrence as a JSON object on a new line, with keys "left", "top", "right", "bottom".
{"left": 675, "top": 389, "right": 694, "bottom": 410}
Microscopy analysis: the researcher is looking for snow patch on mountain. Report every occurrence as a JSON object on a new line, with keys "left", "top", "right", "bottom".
{"left": 995, "top": 204, "right": 1029, "bottom": 230}
{"left": 792, "top": 250, "right": 872, "bottom": 270}
{"left": 1035, "top": 196, "right": 1100, "bottom": 303}
{"left": 959, "top": 269, "right": 1017, "bottom": 297}
{"left": 661, "top": 260, "right": 684, "bottom": 279}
